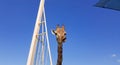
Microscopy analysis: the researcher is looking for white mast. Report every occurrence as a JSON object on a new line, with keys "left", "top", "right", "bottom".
{"left": 26, "top": 0, "right": 53, "bottom": 65}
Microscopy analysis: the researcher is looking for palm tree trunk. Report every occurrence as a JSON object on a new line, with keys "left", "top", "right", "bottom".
{"left": 57, "top": 43, "right": 63, "bottom": 65}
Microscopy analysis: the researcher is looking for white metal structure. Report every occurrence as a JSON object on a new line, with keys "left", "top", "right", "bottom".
{"left": 26, "top": 0, "right": 53, "bottom": 65}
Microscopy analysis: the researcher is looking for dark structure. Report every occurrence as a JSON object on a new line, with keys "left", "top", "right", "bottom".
{"left": 95, "top": 0, "right": 120, "bottom": 11}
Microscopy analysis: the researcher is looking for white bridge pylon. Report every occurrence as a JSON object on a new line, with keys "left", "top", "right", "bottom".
{"left": 26, "top": 0, "right": 53, "bottom": 65}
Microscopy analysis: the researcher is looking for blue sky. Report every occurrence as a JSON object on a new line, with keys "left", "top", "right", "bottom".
{"left": 0, "top": 0, "right": 120, "bottom": 65}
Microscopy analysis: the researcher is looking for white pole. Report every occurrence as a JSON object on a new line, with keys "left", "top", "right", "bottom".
{"left": 44, "top": 9, "right": 53, "bottom": 65}
{"left": 26, "top": 0, "right": 45, "bottom": 65}
{"left": 41, "top": 20, "right": 45, "bottom": 65}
